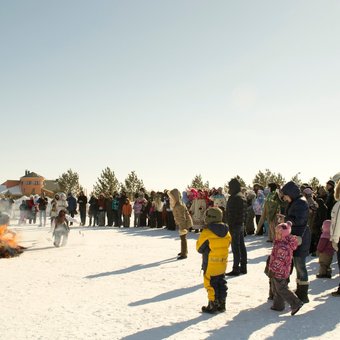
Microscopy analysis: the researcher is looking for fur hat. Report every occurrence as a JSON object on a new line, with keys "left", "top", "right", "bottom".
{"left": 204, "top": 207, "right": 223, "bottom": 224}
{"left": 276, "top": 221, "right": 292, "bottom": 238}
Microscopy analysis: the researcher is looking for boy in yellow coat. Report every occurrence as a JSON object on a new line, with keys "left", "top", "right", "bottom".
{"left": 197, "top": 207, "right": 231, "bottom": 313}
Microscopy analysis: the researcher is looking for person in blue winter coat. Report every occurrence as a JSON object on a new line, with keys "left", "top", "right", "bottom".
{"left": 280, "top": 181, "right": 311, "bottom": 303}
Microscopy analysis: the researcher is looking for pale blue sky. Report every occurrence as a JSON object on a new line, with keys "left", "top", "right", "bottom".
{"left": 1, "top": 0, "right": 339, "bottom": 192}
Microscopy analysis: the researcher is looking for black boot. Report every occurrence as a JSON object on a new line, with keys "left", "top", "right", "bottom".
{"left": 201, "top": 300, "right": 218, "bottom": 314}
{"left": 296, "top": 283, "right": 309, "bottom": 303}
{"left": 217, "top": 299, "right": 226, "bottom": 312}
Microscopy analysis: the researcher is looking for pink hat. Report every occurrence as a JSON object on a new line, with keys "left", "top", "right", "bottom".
{"left": 321, "top": 220, "right": 331, "bottom": 238}
{"left": 276, "top": 221, "right": 292, "bottom": 238}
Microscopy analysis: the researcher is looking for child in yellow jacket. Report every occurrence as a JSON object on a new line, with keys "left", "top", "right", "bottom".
{"left": 197, "top": 207, "right": 231, "bottom": 313}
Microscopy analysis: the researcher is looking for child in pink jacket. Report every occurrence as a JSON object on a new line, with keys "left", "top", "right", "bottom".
{"left": 316, "top": 220, "right": 334, "bottom": 278}
{"left": 268, "top": 221, "right": 303, "bottom": 315}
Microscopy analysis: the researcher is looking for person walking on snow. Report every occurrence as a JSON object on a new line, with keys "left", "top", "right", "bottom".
{"left": 267, "top": 221, "right": 303, "bottom": 315}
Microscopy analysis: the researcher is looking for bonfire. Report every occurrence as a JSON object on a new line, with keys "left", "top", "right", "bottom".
{"left": 0, "top": 213, "right": 25, "bottom": 258}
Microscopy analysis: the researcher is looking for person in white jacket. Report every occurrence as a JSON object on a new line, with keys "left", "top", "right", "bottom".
{"left": 330, "top": 178, "right": 340, "bottom": 296}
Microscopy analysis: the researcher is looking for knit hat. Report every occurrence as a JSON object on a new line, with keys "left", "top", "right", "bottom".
{"left": 327, "top": 180, "right": 335, "bottom": 187}
{"left": 204, "top": 207, "right": 223, "bottom": 224}
{"left": 276, "top": 221, "right": 292, "bottom": 238}
{"left": 303, "top": 187, "right": 313, "bottom": 196}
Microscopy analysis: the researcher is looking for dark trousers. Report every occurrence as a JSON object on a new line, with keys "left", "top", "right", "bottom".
{"left": 271, "top": 277, "right": 301, "bottom": 310}
{"left": 113, "top": 210, "right": 120, "bottom": 226}
{"left": 210, "top": 274, "right": 228, "bottom": 302}
{"left": 293, "top": 256, "right": 308, "bottom": 282}
{"left": 79, "top": 207, "right": 86, "bottom": 225}
{"left": 107, "top": 210, "right": 114, "bottom": 226}
{"left": 230, "top": 226, "right": 247, "bottom": 272}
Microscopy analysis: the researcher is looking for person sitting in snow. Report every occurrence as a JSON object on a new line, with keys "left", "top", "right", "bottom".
{"left": 196, "top": 207, "right": 231, "bottom": 313}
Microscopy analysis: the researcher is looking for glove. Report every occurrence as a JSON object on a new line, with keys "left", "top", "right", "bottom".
{"left": 296, "top": 236, "right": 302, "bottom": 246}
{"left": 332, "top": 241, "right": 338, "bottom": 252}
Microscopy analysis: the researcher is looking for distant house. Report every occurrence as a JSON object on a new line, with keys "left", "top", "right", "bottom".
{"left": 0, "top": 170, "right": 60, "bottom": 198}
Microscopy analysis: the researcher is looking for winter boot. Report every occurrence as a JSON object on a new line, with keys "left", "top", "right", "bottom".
{"left": 296, "top": 282, "right": 309, "bottom": 303}
{"left": 291, "top": 301, "right": 303, "bottom": 316}
{"left": 178, "top": 234, "right": 188, "bottom": 259}
{"left": 201, "top": 300, "right": 219, "bottom": 314}
{"left": 217, "top": 299, "right": 226, "bottom": 312}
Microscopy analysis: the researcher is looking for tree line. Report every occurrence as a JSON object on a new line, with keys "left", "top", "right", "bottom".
{"left": 56, "top": 168, "right": 322, "bottom": 199}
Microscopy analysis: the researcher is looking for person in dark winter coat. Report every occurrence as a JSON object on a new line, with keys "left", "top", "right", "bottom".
{"left": 197, "top": 207, "right": 231, "bottom": 313}
{"left": 281, "top": 181, "right": 311, "bottom": 303}
{"left": 225, "top": 178, "right": 247, "bottom": 276}
{"left": 88, "top": 195, "right": 98, "bottom": 226}
{"left": 244, "top": 191, "right": 256, "bottom": 235}
{"left": 97, "top": 193, "right": 106, "bottom": 226}
{"left": 111, "top": 192, "right": 120, "bottom": 227}
{"left": 106, "top": 195, "right": 114, "bottom": 226}
{"left": 326, "top": 180, "right": 336, "bottom": 219}
{"left": 310, "top": 194, "right": 328, "bottom": 255}
{"left": 77, "top": 191, "right": 88, "bottom": 226}
{"left": 66, "top": 193, "right": 77, "bottom": 226}
{"left": 37, "top": 193, "right": 48, "bottom": 227}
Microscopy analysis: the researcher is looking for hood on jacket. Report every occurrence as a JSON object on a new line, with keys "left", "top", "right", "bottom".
{"left": 168, "top": 189, "right": 181, "bottom": 205}
{"left": 208, "top": 222, "right": 229, "bottom": 238}
{"left": 281, "top": 181, "right": 301, "bottom": 201}
{"left": 228, "top": 178, "right": 241, "bottom": 196}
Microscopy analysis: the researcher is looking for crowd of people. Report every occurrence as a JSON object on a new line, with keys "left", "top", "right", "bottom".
{"left": 1, "top": 173, "right": 340, "bottom": 315}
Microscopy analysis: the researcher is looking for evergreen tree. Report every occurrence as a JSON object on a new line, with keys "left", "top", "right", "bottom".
{"left": 190, "top": 174, "right": 209, "bottom": 190}
{"left": 93, "top": 167, "right": 120, "bottom": 196}
{"left": 291, "top": 173, "right": 302, "bottom": 186}
{"left": 123, "top": 171, "right": 144, "bottom": 199}
{"left": 253, "top": 169, "right": 285, "bottom": 188}
{"left": 308, "top": 177, "right": 320, "bottom": 191}
{"left": 57, "top": 169, "right": 81, "bottom": 195}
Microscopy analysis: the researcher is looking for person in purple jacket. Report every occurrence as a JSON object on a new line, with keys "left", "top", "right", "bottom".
{"left": 316, "top": 220, "right": 335, "bottom": 278}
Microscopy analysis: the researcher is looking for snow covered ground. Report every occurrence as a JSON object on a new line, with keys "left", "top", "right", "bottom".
{"left": 1, "top": 221, "right": 339, "bottom": 340}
